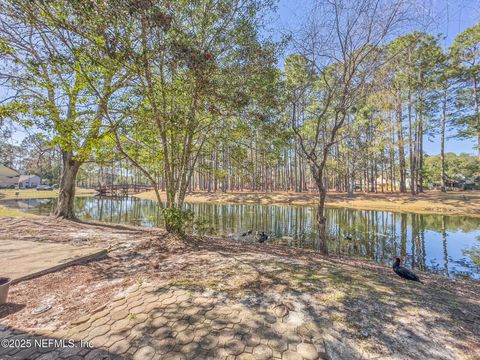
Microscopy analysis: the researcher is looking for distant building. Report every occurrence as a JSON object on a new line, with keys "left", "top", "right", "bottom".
{"left": 0, "top": 164, "right": 20, "bottom": 188}
{"left": 18, "top": 174, "right": 42, "bottom": 188}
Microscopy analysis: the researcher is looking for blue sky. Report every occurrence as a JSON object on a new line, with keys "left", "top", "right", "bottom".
{"left": 267, "top": 0, "right": 480, "bottom": 155}
{"left": 5, "top": 0, "right": 480, "bottom": 155}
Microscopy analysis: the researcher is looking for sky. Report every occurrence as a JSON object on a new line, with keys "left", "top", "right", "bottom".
{"left": 5, "top": 0, "right": 480, "bottom": 156}
{"left": 266, "top": 0, "right": 480, "bottom": 155}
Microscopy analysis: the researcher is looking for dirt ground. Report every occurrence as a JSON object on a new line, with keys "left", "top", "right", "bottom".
{"left": 135, "top": 190, "right": 480, "bottom": 217}
{"left": 0, "top": 216, "right": 479, "bottom": 359}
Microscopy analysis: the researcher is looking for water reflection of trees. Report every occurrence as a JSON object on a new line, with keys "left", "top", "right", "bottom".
{"left": 4, "top": 196, "right": 479, "bottom": 278}
{"left": 184, "top": 204, "right": 480, "bottom": 278}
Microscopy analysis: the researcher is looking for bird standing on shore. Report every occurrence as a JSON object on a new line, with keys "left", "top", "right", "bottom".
{"left": 256, "top": 231, "right": 268, "bottom": 243}
{"left": 392, "top": 256, "right": 422, "bottom": 283}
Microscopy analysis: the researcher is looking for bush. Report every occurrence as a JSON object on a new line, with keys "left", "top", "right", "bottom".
{"left": 162, "top": 207, "right": 194, "bottom": 234}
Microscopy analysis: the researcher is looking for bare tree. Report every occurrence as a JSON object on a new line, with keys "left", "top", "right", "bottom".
{"left": 290, "top": 0, "right": 406, "bottom": 254}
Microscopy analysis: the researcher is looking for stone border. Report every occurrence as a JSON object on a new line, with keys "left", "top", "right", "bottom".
{"left": 11, "top": 249, "right": 108, "bottom": 285}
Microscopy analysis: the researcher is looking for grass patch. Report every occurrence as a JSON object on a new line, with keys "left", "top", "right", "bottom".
{"left": 320, "top": 290, "right": 347, "bottom": 303}
{"left": 0, "top": 205, "right": 37, "bottom": 217}
{"left": 330, "top": 313, "right": 344, "bottom": 323}
{"left": 169, "top": 275, "right": 227, "bottom": 291}
{"left": 327, "top": 271, "right": 355, "bottom": 286}
{"left": 254, "top": 264, "right": 333, "bottom": 293}
{"left": 0, "top": 188, "right": 95, "bottom": 200}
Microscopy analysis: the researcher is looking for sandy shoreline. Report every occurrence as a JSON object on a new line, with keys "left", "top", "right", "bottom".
{"left": 135, "top": 190, "right": 480, "bottom": 217}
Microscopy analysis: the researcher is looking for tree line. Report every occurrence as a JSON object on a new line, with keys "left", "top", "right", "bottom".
{"left": 0, "top": 0, "right": 479, "bottom": 253}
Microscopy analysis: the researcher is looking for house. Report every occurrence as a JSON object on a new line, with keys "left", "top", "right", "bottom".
{"left": 439, "top": 174, "right": 480, "bottom": 190}
{"left": 463, "top": 176, "right": 480, "bottom": 190}
{"left": 0, "top": 164, "right": 20, "bottom": 189}
{"left": 18, "top": 174, "right": 42, "bottom": 188}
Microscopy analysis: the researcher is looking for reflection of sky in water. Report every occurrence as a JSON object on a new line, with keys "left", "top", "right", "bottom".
{"left": 415, "top": 229, "right": 478, "bottom": 277}
{"left": 2, "top": 196, "right": 480, "bottom": 280}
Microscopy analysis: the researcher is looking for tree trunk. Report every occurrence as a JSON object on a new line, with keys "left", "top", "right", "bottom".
{"left": 473, "top": 77, "right": 479, "bottom": 158}
{"left": 55, "top": 151, "right": 81, "bottom": 219}
{"left": 419, "top": 117, "right": 424, "bottom": 193}
{"left": 396, "top": 99, "right": 406, "bottom": 193}
{"left": 441, "top": 87, "right": 447, "bottom": 192}
{"left": 347, "top": 153, "right": 354, "bottom": 198}
{"left": 317, "top": 206, "right": 328, "bottom": 255}
{"left": 408, "top": 90, "right": 416, "bottom": 195}
{"left": 313, "top": 167, "right": 328, "bottom": 255}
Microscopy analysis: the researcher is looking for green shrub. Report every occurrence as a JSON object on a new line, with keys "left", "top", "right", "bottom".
{"left": 162, "top": 207, "right": 194, "bottom": 234}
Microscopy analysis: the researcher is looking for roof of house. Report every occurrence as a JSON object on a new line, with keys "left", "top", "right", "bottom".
{"left": 0, "top": 164, "right": 19, "bottom": 177}
{"left": 19, "top": 174, "right": 41, "bottom": 182}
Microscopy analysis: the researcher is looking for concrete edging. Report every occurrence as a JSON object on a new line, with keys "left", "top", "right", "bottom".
{"left": 10, "top": 249, "right": 108, "bottom": 285}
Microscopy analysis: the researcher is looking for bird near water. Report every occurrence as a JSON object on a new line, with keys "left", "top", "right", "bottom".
{"left": 256, "top": 231, "right": 268, "bottom": 243}
{"left": 392, "top": 256, "right": 422, "bottom": 283}
{"left": 240, "top": 230, "right": 268, "bottom": 243}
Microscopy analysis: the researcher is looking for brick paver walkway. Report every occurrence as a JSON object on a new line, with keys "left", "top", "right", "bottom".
{"left": 0, "top": 283, "right": 366, "bottom": 360}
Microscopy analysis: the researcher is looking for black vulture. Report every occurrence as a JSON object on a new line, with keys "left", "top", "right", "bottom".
{"left": 392, "top": 257, "right": 422, "bottom": 283}
{"left": 257, "top": 231, "right": 268, "bottom": 243}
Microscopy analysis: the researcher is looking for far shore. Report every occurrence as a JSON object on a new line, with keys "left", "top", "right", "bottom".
{"left": 135, "top": 189, "right": 480, "bottom": 218}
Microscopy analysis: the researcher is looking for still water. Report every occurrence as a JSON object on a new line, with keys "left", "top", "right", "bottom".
{"left": 3, "top": 196, "right": 480, "bottom": 279}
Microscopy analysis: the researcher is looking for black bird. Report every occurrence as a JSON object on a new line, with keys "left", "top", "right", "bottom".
{"left": 345, "top": 235, "right": 353, "bottom": 241}
{"left": 257, "top": 231, "right": 268, "bottom": 243}
{"left": 241, "top": 230, "right": 253, "bottom": 237}
{"left": 392, "top": 257, "right": 422, "bottom": 283}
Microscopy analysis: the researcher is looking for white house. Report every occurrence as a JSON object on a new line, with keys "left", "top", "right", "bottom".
{"left": 0, "top": 164, "right": 20, "bottom": 188}
{"left": 18, "top": 174, "right": 42, "bottom": 188}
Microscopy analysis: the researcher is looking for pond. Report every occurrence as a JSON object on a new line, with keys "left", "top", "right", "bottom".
{"left": 3, "top": 196, "right": 480, "bottom": 280}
